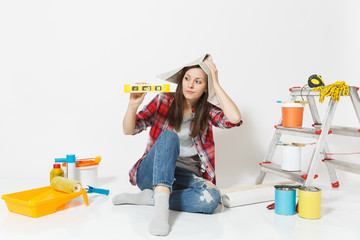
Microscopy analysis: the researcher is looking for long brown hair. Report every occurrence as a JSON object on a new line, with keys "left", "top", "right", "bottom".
{"left": 168, "top": 66, "right": 211, "bottom": 138}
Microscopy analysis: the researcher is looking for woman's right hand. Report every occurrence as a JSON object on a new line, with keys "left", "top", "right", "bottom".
{"left": 123, "top": 83, "right": 148, "bottom": 135}
{"left": 128, "top": 82, "right": 148, "bottom": 108}
{"left": 129, "top": 92, "right": 147, "bottom": 108}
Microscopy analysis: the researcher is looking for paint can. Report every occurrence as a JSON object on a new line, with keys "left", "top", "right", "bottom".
{"left": 298, "top": 186, "right": 321, "bottom": 219}
{"left": 274, "top": 185, "right": 296, "bottom": 215}
{"left": 62, "top": 160, "right": 99, "bottom": 187}
{"left": 281, "top": 145, "right": 301, "bottom": 171}
{"left": 282, "top": 103, "right": 304, "bottom": 128}
{"left": 75, "top": 161, "right": 99, "bottom": 187}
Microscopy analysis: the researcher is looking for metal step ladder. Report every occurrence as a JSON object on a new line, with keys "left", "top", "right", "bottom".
{"left": 255, "top": 86, "right": 360, "bottom": 187}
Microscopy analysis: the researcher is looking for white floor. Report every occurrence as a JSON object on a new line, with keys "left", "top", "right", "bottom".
{"left": 1, "top": 176, "right": 359, "bottom": 240}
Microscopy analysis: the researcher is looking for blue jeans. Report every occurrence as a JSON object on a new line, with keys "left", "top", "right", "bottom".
{"left": 137, "top": 130, "right": 221, "bottom": 214}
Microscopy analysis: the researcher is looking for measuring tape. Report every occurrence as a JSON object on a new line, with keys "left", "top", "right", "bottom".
{"left": 124, "top": 84, "right": 171, "bottom": 93}
{"left": 308, "top": 74, "right": 325, "bottom": 88}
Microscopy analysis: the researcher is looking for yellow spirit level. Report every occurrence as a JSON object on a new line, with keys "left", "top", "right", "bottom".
{"left": 124, "top": 84, "right": 171, "bottom": 93}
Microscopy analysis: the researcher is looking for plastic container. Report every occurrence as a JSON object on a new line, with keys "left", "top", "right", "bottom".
{"left": 50, "top": 164, "right": 64, "bottom": 182}
{"left": 281, "top": 145, "right": 301, "bottom": 171}
{"left": 298, "top": 186, "right": 321, "bottom": 219}
{"left": 66, "top": 154, "right": 76, "bottom": 180}
{"left": 274, "top": 185, "right": 296, "bottom": 215}
{"left": 55, "top": 157, "right": 68, "bottom": 178}
{"left": 282, "top": 103, "right": 304, "bottom": 128}
{"left": 1, "top": 186, "right": 89, "bottom": 218}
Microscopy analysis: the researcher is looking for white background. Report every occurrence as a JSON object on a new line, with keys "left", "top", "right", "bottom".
{"left": 1, "top": 0, "right": 360, "bottom": 190}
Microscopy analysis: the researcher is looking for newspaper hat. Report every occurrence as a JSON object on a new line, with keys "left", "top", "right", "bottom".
{"left": 157, "top": 53, "right": 222, "bottom": 109}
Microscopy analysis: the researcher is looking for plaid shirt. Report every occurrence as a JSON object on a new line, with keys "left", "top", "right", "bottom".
{"left": 128, "top": 93, "right": 243, "bottom": 186}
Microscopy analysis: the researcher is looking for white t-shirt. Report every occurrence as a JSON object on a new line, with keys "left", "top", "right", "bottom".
{"left": 175, "top": 115, "right": 201, "bottom": 175}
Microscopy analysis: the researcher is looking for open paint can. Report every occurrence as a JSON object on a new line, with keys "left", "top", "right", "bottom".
{"left": 281, "top": 145, "right": 301, "bottom": 171}
{"left": 298, "top": 186, "right": 321, "bottom": 219}
{"left": 274, "top": 185, "right": 296, "bottom": 215}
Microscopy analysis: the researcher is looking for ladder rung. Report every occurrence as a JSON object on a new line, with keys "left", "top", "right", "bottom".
{"left": 323, "top": 159, "right": 360, "bottom": 174}
{"left": 289, "top": 86, "right": 358, "bottom": 96}
{"left": 330, "top": 126, "right": 360, "bottom": 138}
{"left": 259, "top": 162, "right": 306, "bottom": 184}
{"left": 312, "top": 125, "right": 360, "bottom": 137}
{"left": 289, "top": 87, "right": 320, "bottom": 96}
{"left": 275, "top": 125, "right": 360, "bottom": 138}
{"left": 275, "top": 126, "right": 320, "bottom": 138}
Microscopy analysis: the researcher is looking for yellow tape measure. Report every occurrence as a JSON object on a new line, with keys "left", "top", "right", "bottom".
{"left": 308, "top": 74, "right": 325, "bottom": 88}
{"left": 124, "top": 84, "right": 171, "bottom": 93}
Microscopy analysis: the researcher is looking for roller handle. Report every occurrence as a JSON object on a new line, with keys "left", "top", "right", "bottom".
{"left": 86, "top": 186, "right": 110, "bottom": 195}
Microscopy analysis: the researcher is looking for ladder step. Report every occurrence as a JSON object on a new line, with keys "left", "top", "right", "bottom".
{"left": 323, "top": 159, "right": 360, "bottom": 174}
{"left": 275, "top": 126, "right": 320, "bottom": 138}
{"left": 276, "top": 125, "right": 360, "bottom": 138}
{"left": 289, "top": 86, "right": 358, "bottom": 96}
{"left": 289, "top": 87, "right": 320, "bottom": 96}
{"left": 330, "top": 126, "right": 360, "bottom": 138}
{"left": 259, "top": 162, "right": 306, "bottom": 184}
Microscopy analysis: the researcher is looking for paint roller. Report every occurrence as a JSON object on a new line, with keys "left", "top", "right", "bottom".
{"left": 220, "top": 181, "right": 295, "bottom": 208}
{"left": 51, "top": 176, "right": 82, "bottom": 194}
{"left": 51, "top": 176, "right": 110, "bottom": 195}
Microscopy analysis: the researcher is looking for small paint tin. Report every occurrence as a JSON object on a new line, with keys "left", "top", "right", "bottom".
{"left": 298, "top": 186, "right": 321, "bottom": 219}
{"left": 274, "top": 185, "right": 296, "bottom": 215}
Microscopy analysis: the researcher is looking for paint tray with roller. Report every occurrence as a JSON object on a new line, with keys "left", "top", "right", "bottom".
{"left": 1, "top": 177, "right": 89, "bottom": 218}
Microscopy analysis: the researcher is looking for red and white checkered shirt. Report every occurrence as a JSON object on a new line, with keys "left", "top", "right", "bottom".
{"left": 128, "top": 93, "right": 242, "bottom": 186}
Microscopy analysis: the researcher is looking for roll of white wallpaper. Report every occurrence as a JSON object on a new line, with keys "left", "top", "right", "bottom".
{"left": 221, "top": 181, "right": 295, "bottom": 208}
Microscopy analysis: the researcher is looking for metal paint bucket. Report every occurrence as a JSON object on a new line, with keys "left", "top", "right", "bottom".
{"left": 274, "top": 185, "right": 296, "bottom": 215}
{"left": 298, "top": 186, "right": 321, "bottom": 219}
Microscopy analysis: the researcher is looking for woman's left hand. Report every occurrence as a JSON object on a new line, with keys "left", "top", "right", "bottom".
{"left": 203, "top": 58, "right": 242, "bottom": 123}
{"left": 203, "top": 59, "right": 219, "bottom": 85}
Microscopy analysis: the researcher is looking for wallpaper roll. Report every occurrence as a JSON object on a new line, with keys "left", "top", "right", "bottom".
{"left": 51, "top": 176, "right": 82, "bottom": 193}
{"left": 220, "top": 181, "right": 295, "bottom": 208}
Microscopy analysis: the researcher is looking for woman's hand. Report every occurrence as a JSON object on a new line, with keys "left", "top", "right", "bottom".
{"left": 203, "top": 59, "right": 242, "bottom": 124}
{"left": 129, "top": 92, "right": 147, "bottom": 108}
{"left": 123, "top": 83, "right": 148, "bottom": 135}
{"left": 128, "top": 82, "right": 147, "bottom": 108}
{"left": 203, "top": 59, "right": 219, "bottom": 86}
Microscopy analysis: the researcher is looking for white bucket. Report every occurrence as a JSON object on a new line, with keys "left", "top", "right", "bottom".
{"left": 76, "top": 165, "right": 98, "bottom": 187}
{"left": 281, "top": 145, "right": 301, "bottom": 171}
